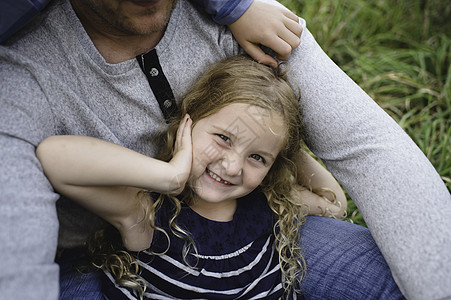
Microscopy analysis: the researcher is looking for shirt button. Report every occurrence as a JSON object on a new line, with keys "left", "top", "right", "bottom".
{"left": 163, "top": 99, "right": 172, "bottom": 108}
{"left": 150, "top": 68, "right": 159, "bottom": 77}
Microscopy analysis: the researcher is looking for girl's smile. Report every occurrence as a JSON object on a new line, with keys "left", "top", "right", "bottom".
{"left": 206, "top": 168, "right": 234, "bottom": 185}
{"left": 188, "top": 103, "right": 286, "bottom": 220}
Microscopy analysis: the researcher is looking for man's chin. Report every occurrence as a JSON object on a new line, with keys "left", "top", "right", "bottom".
{"left": 118, "top": 0, "right": 175, "bottom": 35}
{"left": 117, "top": 13, "right": 168, "bottom": 35}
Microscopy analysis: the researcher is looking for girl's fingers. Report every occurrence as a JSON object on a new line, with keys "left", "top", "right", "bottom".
{"left": 175, "top": 114, "right": 190, "bottom": 152}
{"left": 241, "top": 41, "right": 278, "bottom": 68}
{"left": 169, "top": 114, "right": 192, "bottom": 195}
{"left": 260, "top": 12, "right": 302, "bottom": 60}
{"left": 259, "top": 34, "right": 293, "bottom": 61}
{"left": 283, "top": 9, "right": 300, "bottom": 24}
{"left": 180, "top": 115, "right": 192, "bottom": 150}
{"left": 283, "top": 14, "right": 302, "bottom": 39}
{"left": 276, "top": 31, "right": 301, "bottom": 59}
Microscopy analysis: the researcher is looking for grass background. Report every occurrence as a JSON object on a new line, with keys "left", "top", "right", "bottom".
{"left": 280, "top": 0, "right": 451, "bottom": 226}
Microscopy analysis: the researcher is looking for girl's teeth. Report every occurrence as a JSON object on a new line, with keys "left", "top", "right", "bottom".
{"left": 207, "top": 170, "right": 231, "bottom": 185}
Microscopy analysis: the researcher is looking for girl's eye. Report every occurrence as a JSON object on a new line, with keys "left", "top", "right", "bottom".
{"left": 250, "top": 154, "right": 265, "bottom": 163}
{"left": 216, "top": 134, "right": 230, "bottom": 143}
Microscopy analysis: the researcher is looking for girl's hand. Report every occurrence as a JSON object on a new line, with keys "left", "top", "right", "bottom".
{"left": 292, "top": 184, "right": 347, "bottom": 219}
{"left": 228, "top": 0, "right": 302, "bottom": 68}
{"left": 167, "top": 114, "right": 193, "bottom": 195}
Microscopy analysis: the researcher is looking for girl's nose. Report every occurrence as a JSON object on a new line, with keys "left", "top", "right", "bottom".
{"left": 221, "top": 151, "right": 243, "bottom": 177}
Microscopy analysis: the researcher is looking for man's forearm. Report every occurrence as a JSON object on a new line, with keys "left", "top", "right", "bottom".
{"left": 288, "top": 20, "right": 451, "bottom": 300}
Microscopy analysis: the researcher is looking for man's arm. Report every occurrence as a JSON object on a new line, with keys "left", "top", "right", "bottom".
{"left": 0, "top": 55, "right": 60, "bottom": 299}
{"left": 0, "top": 135, "right": 60, "bottom": 298}
{"left": 288, "top": 18, "right": 451, "bottom": 300}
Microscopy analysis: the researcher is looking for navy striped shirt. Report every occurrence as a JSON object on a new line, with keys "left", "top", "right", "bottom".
{"left": 102, "top": 190, "right": 284, "bottom": 299}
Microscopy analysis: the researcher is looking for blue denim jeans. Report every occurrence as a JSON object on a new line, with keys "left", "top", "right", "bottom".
{"left": 57, "top": 247, "right": 103, "bottom": 300}
{"left": 299, "top": 216, "right": 404, "bottom": 299}
{"left": 57, "top": 216, "right": 404, "bottom": 299}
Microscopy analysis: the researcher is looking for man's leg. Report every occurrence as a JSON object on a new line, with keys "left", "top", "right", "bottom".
{"left": 299, "top": 216, "right": 405, "bottom": 300}
{"left": 56, "top": 247, "right": 103, "bottom": 300}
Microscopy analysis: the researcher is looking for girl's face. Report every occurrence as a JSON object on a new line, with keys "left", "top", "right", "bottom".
{"left": 189, "top": 103, "right": 286, "bottom": 212}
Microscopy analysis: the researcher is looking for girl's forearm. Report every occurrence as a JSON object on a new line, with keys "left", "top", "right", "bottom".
{"left": 36, "top": 135, "right": 183, "bottom": 194}
{"left": 296, "top": 150, "right": 348, "bottom": 213}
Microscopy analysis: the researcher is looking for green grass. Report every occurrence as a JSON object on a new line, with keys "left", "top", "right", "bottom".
{"left": 281, "top": 0, "right": 451, "bottom": 226}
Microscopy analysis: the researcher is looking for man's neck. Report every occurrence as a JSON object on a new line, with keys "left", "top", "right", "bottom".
{"left": 70, "top": 1, "right": 165, "bottom": 64}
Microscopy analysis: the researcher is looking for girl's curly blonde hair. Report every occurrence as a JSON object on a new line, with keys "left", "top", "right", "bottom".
{"left": 87, "top": 55, "right": 308, "bottom": 299}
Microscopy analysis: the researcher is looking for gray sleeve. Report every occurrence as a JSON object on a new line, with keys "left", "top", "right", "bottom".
{"left": 290, "top": 19, "right": 451, "bottom": 300}
{"left": 0, "top": 56, "right": 60, "bottom": 299}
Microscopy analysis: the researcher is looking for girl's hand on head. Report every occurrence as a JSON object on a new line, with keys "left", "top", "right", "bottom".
{"left": 228, "top": 0, "right": 302, "bottom": 68}
{"left": 168, "top": 114, "right": 193, "bottom": 195}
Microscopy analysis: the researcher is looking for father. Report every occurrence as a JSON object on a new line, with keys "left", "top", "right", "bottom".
{"left": 1, "top": 0, "right": 450, "bottom": 299}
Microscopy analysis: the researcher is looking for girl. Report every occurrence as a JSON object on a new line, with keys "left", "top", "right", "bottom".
{"left": 37, "top": 55, "right": 346, "bottom": 299}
